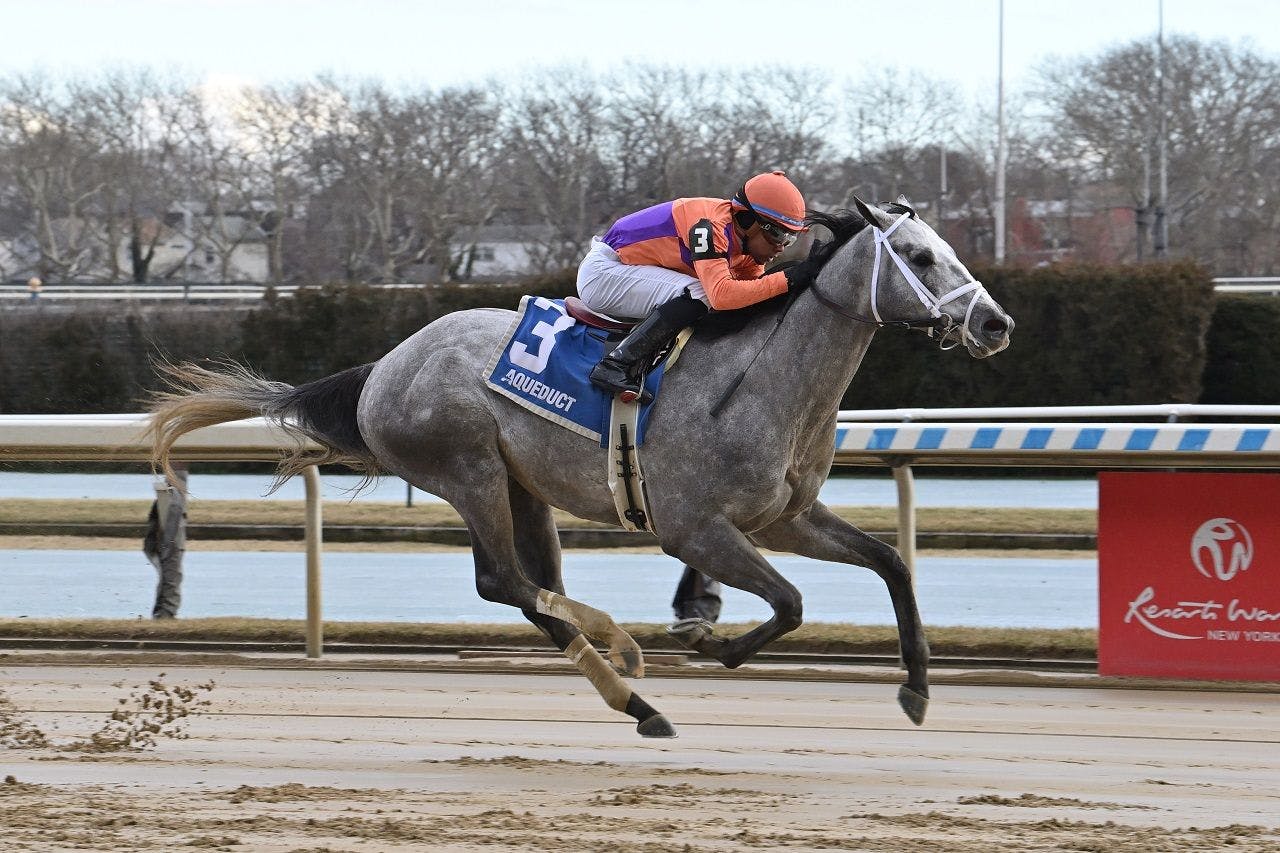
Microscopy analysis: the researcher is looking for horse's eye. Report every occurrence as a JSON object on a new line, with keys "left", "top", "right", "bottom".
{"left": 910, "top": 250, "right": 935, "bottom": 267}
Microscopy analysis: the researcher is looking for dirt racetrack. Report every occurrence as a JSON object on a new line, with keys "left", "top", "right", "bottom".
{"left": 2, "top": 655, "right": 1279, "bottom": 852}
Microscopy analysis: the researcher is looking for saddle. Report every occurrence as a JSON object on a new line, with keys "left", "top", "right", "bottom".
{"left": 564, "top": 297, "right": 635, "bottom": 334}
{"left": 485, "top": 295, "right": 692, "bottom": 536}
{"left": 565, "top": 296, "right": 683, "bottom": 375}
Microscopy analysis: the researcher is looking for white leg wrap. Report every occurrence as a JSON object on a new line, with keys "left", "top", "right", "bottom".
{"left": 564, "top": 635, "right": 632, "bottom": 712}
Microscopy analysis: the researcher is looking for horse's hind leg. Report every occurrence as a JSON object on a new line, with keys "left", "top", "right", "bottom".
{"left": 751, "top": 501, "right": 930, "bottom": 726}
{"left": 504, "top": 481, "right": 675, "bottom": 738}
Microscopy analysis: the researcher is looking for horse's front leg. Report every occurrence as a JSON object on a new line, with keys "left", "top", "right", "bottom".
{"left": 751, "top": 501, "right": 930, "bottom": 726}
{"left": 661, "top": 519, "right": 803, "bottom": 669}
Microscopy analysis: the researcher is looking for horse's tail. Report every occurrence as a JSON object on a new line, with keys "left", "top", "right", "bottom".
{"left": 148, "top": 359, "right": 378, "bottom": 488}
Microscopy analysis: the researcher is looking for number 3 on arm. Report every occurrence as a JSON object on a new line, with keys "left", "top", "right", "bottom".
{"left": 688, "top": 219, "right": 721, "bottom": 261}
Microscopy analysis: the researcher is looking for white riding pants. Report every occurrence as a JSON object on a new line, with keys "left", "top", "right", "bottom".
{"left": 576, "top": 237, "right": 708, "bottom": 321}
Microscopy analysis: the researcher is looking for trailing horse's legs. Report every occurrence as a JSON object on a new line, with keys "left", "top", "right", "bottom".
{"left": 661, "top": 519, "right": 803, "bottom": 670}
{"left": 751, "top": 501, "right": 930, "bottom": 726}
{"left": 505, "top": 481, "right": 674, "bottom": 738}
{"left": 454, "top": 477, "right": 673, "bottom": 737}
{"left": 450, "top": 470, "right": 643, "bottom": 676}
{"left": 532, "top": 589, "right": 645, "bottom": 678}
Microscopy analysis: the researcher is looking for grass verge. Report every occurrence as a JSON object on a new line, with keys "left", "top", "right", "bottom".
{"left": 0, "top": 617, "right": 1098, "bottom": 660}
{"left": 0, "top": 499, "right": 1096, "bottom": 535}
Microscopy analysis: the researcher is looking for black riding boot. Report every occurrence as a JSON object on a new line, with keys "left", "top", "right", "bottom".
{"left": 672, "top": 565, "right": 723, "bottom": 622}
{"left": 589, "top": 292, "right": 708, "bottom": 404}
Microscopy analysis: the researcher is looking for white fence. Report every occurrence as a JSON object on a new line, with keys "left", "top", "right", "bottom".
{"left": 1, "top": 409, "right": 1278, "bottom": 655}
{"left": 4, "top": 278, "right": 1278, "bottom": 302}
{"left": 0, "top": 283, "right": 435, "bottom": 301}
{"left": 1213, "top": 277, "right": 1280, "bottom": 295}
{"left": 835, "top": 403, "right": 1280, "bottom": 422}
{"left": 0, "top": 414, "right": 327, "bottom": 657}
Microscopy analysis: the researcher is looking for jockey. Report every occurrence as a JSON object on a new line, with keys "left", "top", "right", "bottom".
{"left": 578, "top": 170, "right": 813, "bottom": 403}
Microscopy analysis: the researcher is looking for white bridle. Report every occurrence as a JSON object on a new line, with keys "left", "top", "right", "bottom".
{"left": 869, "top": 212, "right": 991, "bottom": 351}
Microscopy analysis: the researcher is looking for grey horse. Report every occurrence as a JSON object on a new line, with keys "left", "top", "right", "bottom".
{"left": 149, "top": 198, "right": 1013, "bottom": 739}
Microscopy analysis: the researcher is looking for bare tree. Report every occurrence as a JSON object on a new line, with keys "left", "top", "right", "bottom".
{"left": 605, "top": 65, "right": 716, "bottom": 206}
{"left": 165, "top": 84, "right": 285, "bottom": 284}
{"left": 720, "top": 67, "right": 835, "bottom": 185}
{"left": 296, "top": 78, "right": 501, "bottom": 283}
{"left": 602, "top": 65, "right": 834, "bottom": 209}
{"left": 230, "top": 83, "right": 320, "bottom": 283}
{"left": 0, "top": 73, "right": 105, "bottom": 280}
{"left": 499, "top": 68, "right": 613, "bottom": 271}
{"left": 838, "top": 68, "right": 966, "bottom": 205}
{"left": 66, "top": 68, "right": 195, "bottom": 282}
{"left": 400, "top": 85, "right": 503, "bottom": 281}
{"left": 5, "top": 46, "right": 1277, "bottom": 283}
{"left": 1034, "top": 36, "right": 1280, "bottom": 272}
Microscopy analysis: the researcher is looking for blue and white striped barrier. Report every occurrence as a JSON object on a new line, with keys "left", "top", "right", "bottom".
{"left": 832, "top": 422, "right": 1280, "bottom": 467}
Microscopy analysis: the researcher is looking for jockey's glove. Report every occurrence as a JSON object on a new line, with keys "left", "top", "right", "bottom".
{"left": 782, "top": 239, "right": 828, "bottom": 293}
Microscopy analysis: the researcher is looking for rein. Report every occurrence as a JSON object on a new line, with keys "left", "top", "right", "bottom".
{"left": 709, "top": 288, "right": 802, "bottom": 418}
{"left": 809, "top": 285, "right": 935, "bottom": 331}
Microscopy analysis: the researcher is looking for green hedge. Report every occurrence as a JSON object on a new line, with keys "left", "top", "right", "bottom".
{"left": 842, "top": 261, "right": 1217, "bottom": 408}
{"left": 3, "top": 263, "right": 1276, "bottom": 414}
{"left": 0, "top": 278, "right": 580, "bottom": 412}
{"left": 0, "top": 304, "right": 246, "bottom": 413}
{"left": 241, "top": 276, "right": 578, "bottom": 383}
{"left": 1199, "top": 294, "right": 1280, "bottom": 404}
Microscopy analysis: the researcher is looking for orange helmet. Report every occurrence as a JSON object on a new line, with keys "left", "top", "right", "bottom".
{"left": 732, "top": 170, "right": 809, "bottom": 237}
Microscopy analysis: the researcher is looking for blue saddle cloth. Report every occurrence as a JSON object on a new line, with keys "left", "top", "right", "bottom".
{"left": 483, "top": 296, "right": 665, "bottom": 446}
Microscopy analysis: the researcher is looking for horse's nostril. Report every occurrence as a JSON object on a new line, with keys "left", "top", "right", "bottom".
{"left": 983, "top": 317, "right": 1008, "bottom": 336}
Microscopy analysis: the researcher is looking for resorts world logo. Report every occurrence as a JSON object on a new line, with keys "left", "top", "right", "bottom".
{"left": 1190, "top": 518, "right": 1253, "bottom": 582}
{"left": 1124, "top": 517, "right": 1279, "bottom": 642}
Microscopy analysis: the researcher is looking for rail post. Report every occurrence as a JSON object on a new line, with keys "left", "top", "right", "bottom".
{"left": 303, "top": 465, "right": 324, "bottom": 658}
{"left": 891, "top": 460, "right": 917, "bottom": 578}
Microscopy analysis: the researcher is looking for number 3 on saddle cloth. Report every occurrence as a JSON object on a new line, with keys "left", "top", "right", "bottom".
{"left": 483, "top": 295, "right": 673, "bottom": 447}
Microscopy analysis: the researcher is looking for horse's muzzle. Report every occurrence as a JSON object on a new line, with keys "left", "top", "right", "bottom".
{"left": 965, "top": 304, "right": 1014, "bottom": 358}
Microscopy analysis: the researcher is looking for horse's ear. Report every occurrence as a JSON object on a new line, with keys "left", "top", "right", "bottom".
{"left": 884, "top": 196, "right": 918, "bottom": 218}
{"left": 851, "top": 195, "right": 891, "bottom": 229}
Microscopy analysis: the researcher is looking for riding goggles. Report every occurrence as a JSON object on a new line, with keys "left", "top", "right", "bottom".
{"left": 757, "top": 218, "right": 799, "bottom": 249}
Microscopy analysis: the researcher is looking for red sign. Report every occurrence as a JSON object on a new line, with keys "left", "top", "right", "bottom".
{"left": 1099, "top": 472, "right": 1280, "bottom": 681}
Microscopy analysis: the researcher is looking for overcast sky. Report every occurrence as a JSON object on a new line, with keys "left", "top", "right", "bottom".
{"left": 3, "top": 0, "right": 1277, "bottom": 101}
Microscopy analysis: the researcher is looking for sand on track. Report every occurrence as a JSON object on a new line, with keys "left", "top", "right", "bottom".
{"left": 2, "top": 660, "right": 1279, "bottom": 852}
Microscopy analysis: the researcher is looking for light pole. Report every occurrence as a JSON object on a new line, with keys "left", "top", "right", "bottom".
{"left": 938, "top": 144, "right": 948, "bottom": 233}
{"left": 1138, "top": 83, "right": 1152, "bottom": 261}
{"left": 1153, "top": 0, "right": 1169, "bottom": 258}
{"left": 994, "top": 0, "right": 1007, "bottom": 264}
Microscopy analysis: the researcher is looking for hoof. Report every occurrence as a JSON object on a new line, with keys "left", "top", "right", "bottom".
{"left": 666, "top": 617, "right": 713, "bottom": 647}
{"left": 898, "top": 685, "right": 929, "bottom": 726}
{"left": 637, "top": 714, "right": 677, "bottom": 738}
{"left": 667, "top": 618, "right": 730, "bottom": 663}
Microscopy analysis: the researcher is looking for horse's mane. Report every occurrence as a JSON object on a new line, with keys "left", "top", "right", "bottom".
{"left": 800, "top": 208, "right": 871, "bottom": 267}
{"left": 695, "top": 208, "right": 869, "bottom": 339}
